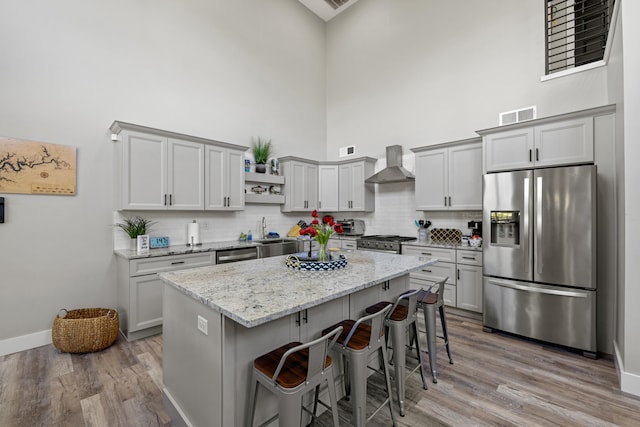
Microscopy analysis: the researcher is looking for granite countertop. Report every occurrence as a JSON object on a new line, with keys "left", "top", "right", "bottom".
{"left": 114, "top": 240, "right": 263, "bottom": 260}
{"left": 402, "top": 240, "right": 483, "bottom": 252}
{"left": 159, "top": 251, "right": 437, "bottom": 328}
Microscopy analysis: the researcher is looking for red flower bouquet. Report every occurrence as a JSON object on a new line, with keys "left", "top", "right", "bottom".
{"left": 299, "top": 210, "right": 343, "bottom": 261}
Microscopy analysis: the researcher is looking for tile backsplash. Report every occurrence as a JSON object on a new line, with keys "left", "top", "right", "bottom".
{"left": 113, "top": 184, "right": 481, "bottom": 249}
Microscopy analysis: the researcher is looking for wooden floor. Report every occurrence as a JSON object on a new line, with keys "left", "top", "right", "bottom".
{"left": 1, "top": 314, "right": 639, "bottom": 426}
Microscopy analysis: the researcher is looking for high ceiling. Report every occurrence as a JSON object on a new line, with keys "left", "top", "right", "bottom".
{"left": 298, "top": 0, "right": 360, "bottom": 21}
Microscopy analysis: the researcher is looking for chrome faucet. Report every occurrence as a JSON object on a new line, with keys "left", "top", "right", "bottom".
{"left": 261, "top": 217, "right": 266, "bottom": 239}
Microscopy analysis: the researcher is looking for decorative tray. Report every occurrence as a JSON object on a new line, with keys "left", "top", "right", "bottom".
{"left": 285, "top": 253, "right": 348, "bottom": 271}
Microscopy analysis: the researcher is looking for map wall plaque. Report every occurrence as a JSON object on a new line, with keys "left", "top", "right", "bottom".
{"left": 0, "top": 137, "right": 76, "bottom": 195}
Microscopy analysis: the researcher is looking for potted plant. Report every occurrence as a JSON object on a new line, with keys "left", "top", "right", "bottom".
{"left": 251, "top": 137, "right": 272, "bottom": 173}
{"left": 115, "top": 216, "right": 155, "bottom": 249}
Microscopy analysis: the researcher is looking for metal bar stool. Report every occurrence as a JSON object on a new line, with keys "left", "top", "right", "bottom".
{"left": 365, "top": 288, "right": 428, "bottom": 417}
{"left": 416, "top": 277, "right": 453, "bottom": 383}
{"left": 322, "top": 304, "right": 396, "bottom": 427}
{"left": 247, "top": 326, "right": 343, "bottom": 427}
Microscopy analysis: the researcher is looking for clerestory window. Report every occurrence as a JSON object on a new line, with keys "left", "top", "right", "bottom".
{"left": 545, "top": 0, "right": 615, "bottom": 75}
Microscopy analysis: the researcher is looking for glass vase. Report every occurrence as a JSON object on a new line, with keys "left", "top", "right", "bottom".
{"left": 318, "top": 242, "right": 329, "bottom": 262}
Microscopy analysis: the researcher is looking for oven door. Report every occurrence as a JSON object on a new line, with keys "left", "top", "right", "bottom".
{"left": 358, "top": 247, "right": 398, "bottom": 254}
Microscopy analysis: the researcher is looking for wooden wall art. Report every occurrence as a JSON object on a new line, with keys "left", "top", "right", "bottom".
{"left": 0, "top": 137, "right": 77, "bottom": 195}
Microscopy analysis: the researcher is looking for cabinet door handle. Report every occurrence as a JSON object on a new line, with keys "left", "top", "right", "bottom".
{"left": 303, "top": 309, "right": 308, "bottom": 324}
{"left": 529, "top": 149, "right": 532, "bottom": 162}
{"left": 318, "top": 200, "right": 321, "bottom": 209}
{"left": 536, "top": 148, "right": 539, "bottom": 161}
{"left": 444, "top": 196, "right": 447, "bottom": 206}
{"left": 462, "top": 256, "right": 476, "bottom": 260}
{"left": 421, "top": 252, "right": 432, "bottom": 256}
{"left": 422, "top": 269, "right": 432, "bottom": 273}
{"left": 457, "top": 269, "right": 460, "bottom": 280}
{"left": 169, "top": 194, "right": 172, "bottom": 206}
{"left": 295, "top": 312, "right": 301, "bottom": 326}
{"left": 171, "top": 261, "right": 185, "bottom": 265}
{"left": 164, "top": 194, "right": 167, "bottom": 206}
{"left": 448, "top": 196, "right": 451, "bottom": 206}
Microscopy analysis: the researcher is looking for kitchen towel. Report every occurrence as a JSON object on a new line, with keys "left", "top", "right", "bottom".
{"left": 187, "top": 221, "right": 200, "bottom": 246}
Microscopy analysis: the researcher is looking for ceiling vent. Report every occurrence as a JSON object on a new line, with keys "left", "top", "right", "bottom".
{"left": 499, "top": 106, "right": 537, "bottom": 126}
{"left": 298, "top": 0, "right": 359, "bottom": 21}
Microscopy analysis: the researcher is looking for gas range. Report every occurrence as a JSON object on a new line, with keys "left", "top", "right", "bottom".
{"left": 356, "top": 235, "right": 417, "bottom": 254}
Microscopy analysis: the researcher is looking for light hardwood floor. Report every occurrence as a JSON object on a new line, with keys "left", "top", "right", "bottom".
{"left": 1, "top": 314, "right": 638, "bottom": 426}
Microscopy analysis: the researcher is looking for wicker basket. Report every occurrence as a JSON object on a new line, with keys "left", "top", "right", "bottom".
{"left": 52, "top": 308, "right": 119, "bottom": 353}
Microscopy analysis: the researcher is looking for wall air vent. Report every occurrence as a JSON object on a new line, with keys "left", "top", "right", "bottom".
{"left": 499, "top": 106, "right": 537, "bottom": 126}
{"left": 325, "top": 0, "right": 350, "bottom": 9}
{"left": 339, "top": 145, "right": 356, "bottom": 157}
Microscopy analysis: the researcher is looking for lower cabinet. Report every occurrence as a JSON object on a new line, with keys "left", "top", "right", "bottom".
{"left": 116, "top": 252, "right": 216, "bottom": 341}
{"left": 402, "top": 244, "right": 483, "bottom": 313}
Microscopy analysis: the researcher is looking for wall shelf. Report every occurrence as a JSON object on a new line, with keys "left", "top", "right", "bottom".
{"left": 244, "top": 172, "right": 284, "bottom": 185}
{"left": 244, "top": 172, "right": 285, "bottom": 204}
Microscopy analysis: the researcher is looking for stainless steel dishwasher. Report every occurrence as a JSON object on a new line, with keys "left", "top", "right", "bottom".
{"left": 215, "top": 247, "right": 258, "bottom": 264}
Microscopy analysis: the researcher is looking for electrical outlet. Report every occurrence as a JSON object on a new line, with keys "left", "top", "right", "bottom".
{"left": 197, "top": 315, "right": 208, "bottom": 335}
{"left": 201, "top": 221, "right": 209, "bottom": 230}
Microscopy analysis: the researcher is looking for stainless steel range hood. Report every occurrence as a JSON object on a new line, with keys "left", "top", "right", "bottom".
{"left": 365, "top": 145, "right": 415, "bottom": 184}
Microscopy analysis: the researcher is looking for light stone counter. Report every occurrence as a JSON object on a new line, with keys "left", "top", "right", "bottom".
{"left": 160, "top": 250, "right": 437, "bottom": 427}
{"left": 113, "top": 240, "right": 261, "bottom": 260}
{"left": 159, "top": 250, "right": 437, "bottom": 328}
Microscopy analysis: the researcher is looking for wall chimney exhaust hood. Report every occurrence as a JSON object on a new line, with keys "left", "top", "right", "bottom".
{"left": 365, "top": 145, "right": 415, "bottom": 184}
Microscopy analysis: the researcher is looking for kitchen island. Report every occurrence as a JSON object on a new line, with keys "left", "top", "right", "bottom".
{"left": 159, "top": 251, "right": 436, "bottom": 427}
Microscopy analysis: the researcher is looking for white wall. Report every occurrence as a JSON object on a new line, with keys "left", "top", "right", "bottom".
{"left": 0, "top": 0, "right": 326, "bottom": 346}
{"left": 620, "top": 0, "right": 640, "bottom": 391}
{"left": 325, "top": 0, "right": 609, "bottom": 159}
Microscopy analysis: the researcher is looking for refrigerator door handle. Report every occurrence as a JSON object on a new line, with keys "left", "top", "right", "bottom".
{"left": 487, "top": 279, "right": 588, "bottom": 298}
{"left": 523, "top": 177, "right": 530, "bottom": 274}
{"left": 536, "top": 176, "right": 543, "bottom": 275}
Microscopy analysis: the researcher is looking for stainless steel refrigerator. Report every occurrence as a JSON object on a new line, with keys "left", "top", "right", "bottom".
{"left": 482, "top": 164, "right": 596, "bottom": 356}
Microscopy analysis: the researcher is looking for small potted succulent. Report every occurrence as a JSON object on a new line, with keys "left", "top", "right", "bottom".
{"left": 115, "top": 216, "right": 155, "bottom": 250}
{"left": 251, "top": 137, "right": 272, "bottom": 173}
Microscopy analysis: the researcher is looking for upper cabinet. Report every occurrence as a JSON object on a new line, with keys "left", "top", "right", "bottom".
{"left": 279, "top": 158, "right": 318, "bottom": 212}
{"left": 338, "top": 159, "right": 375, "bottom": 212}
{"left": 205, "top": 145, "right": 245, "bottom": 210}
{"left": 412, "top": 138, "right": 482, "bottom": 211}
{"left": 111, "top": 121, "right": 248, "bottom": 211}
{"left": 481, "top": 115, "right": 594, "bottom": 172}
{"left": 318, "top": 165, "right": 339, "bottom": 212}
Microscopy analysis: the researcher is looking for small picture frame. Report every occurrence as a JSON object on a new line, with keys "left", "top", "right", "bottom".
{"left": 137, "top": 234, "right": 150, "bottom": 253}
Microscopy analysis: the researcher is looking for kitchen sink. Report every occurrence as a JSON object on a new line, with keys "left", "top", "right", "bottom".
{"left": 256, "top": 239, "right": 300, "bottom": 258}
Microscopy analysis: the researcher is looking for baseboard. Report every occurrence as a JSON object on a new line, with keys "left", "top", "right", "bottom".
{"left": 0, "top": 329, "right": 52, "bottom": 356}
{"left": 613, "top": 340, "right": 640, "bottom": 398}
{"left": 162, "top": 388, "right": 191, "bottom": 427}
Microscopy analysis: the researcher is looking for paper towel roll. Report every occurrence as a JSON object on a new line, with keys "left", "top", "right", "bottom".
{"left": 187, "top": 221, "right": 200, "bottom": 246}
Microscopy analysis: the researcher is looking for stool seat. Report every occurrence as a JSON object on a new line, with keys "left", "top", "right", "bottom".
{"left": 254, "top": 342, "right": 332, "bottom": 389}
{"left": 323, "top": 320, "right": 372, "bottom": 350}
{"left": 416, "top": 289, "right": 438, "bottom": 305}
{"left": 365, "top": 301, "right": 409, "bottom": 321}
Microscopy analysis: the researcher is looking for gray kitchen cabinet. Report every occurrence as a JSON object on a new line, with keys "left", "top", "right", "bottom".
{"left": 111, "top": 121, "right": 248, "bottom": 211}
{"left": 205, "top": 144, "right": 245, "bottom": 210}
{"left": 290, "top": 296, "right": 349, "bottom": 342}
{"left": 116, "top": 252, "right": 216, "bottom": 341}
{"left": 318, "top": 165, "right": 339, "bottom": 211}
{"left": 318, "top": 158, "right": 376, "bottom": 213}
{"left": 114, "top": 129, "right": 204, "bottom": 210}
{"left": 279, "top": 157, "right": 318, "bottom": 212}
{"left": 411, "top": 138, "right": 482, "bottom": 211}
{"left": 482, "top": 116, "right": 594, "bottom": 172}
{"left": 338, "top": 159, "right": 375, "bottom": 212}
{"left": 403, "top": 245, "right": 457, "bottom": 307}
{"left": 456, "top": 250, "right": 483, "bottom": 313}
